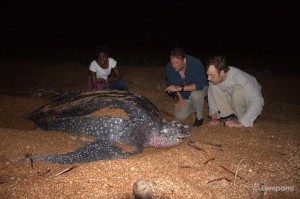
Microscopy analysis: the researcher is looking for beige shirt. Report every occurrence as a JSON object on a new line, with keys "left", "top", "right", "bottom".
{"left": 208, "top": 66, "right": 264, "bottom": 127}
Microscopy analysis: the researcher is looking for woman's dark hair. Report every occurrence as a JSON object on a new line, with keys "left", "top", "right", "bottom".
{"left": 95, "top": 45, "right": 110, "bottom": 57}
{"left": 207, "top": 55, "right": 229, "bottom": 73}
{"left": 170, "top": 48, "right": 186, "bottom": 60}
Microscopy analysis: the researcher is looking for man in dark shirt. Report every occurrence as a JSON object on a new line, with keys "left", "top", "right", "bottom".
{"left": 165, "top": 48, "right": 208, "bottom": 127}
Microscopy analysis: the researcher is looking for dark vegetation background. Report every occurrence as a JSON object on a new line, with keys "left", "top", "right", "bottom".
{"left": 1, "top": 1, "right": 299, "bottom": 73}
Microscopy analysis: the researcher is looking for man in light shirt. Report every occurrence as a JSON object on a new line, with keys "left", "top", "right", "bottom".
{"left": 206, "top": 56, "right": 264, "bottom": 127}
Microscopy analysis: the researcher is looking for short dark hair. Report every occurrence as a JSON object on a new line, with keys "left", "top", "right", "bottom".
{"left": 95, "top": 45, "right": 110, "bottom": 57}
{"left": 170, "top": 48, "right": 186, "bottom": 60}
{"left": 207, "top": 55, "right": 229, "bottom": 73}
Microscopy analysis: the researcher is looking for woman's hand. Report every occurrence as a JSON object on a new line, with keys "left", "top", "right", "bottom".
{"left": 96, "top": 78, "right": 107, "bottom": 83}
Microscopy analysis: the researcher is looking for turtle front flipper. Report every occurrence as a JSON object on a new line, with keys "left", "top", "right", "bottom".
{"left": 20, "top": 140, "right": 143, "bottom": 164}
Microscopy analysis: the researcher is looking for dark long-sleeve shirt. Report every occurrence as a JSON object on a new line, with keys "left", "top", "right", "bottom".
{"left": 166, "top": 55, "right": 208, "bottom": 99}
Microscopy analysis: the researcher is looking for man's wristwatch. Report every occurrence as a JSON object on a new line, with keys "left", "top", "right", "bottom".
{"left": 180, "top": 85, "right": 184, "bottom": 92}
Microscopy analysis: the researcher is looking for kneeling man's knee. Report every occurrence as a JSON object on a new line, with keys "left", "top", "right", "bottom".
{"left": 174, "top": 112, "right": 186, "bottom": 121}
{"left": 190, "top": 91, "right": 203, "bottom": 101}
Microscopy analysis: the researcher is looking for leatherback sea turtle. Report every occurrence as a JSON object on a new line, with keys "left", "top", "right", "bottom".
{"left": 23, "top": 90, "right": 191, "bottom": 164}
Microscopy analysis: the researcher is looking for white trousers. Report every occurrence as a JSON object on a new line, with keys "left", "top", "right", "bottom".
{"left": 175, "top": 86, "right": 208, "bottom": 121}
{"left": 210, "top": 84, "right": 247, "bottom": 119}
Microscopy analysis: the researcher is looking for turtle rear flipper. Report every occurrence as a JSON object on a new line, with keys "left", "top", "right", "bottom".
{"left": 20, "top": 140, "right": 143, "bottom": 164}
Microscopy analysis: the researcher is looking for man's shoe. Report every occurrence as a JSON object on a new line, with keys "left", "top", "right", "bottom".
{"left": 219, "top": 114, "right": 238, "bottom": 125}
{"left": 193, "top": 118, "right": 203, "bottom": 127}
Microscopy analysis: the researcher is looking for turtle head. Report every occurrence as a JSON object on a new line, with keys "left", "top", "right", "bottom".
{"left": 149, "top": 120, "right": 191, "bottom": 148}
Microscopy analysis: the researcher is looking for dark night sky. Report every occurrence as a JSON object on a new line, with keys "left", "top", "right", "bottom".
{"left": 1, "top": 0, "right": 299, "bottom": 57}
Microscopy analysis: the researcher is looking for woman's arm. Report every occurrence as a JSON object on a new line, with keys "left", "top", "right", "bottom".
{"left": 108, "top": 66, "right": 121, "bottom": 82}
{"left": 89, "top": 70, "right": 97, "bottom": 91}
